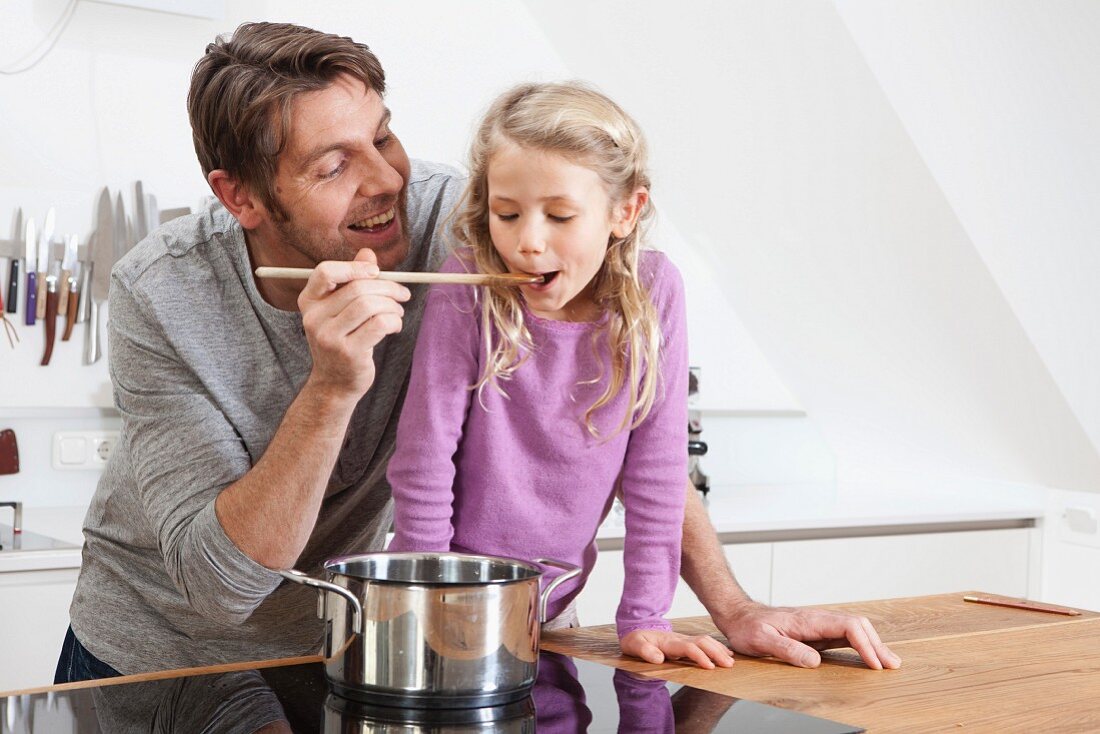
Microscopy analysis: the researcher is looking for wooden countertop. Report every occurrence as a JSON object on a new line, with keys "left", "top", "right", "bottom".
{"left": 542, "top": 591, "right": 1100, "bottom": 733}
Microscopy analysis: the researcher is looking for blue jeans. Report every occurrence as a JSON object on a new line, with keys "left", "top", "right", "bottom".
{"left": 54, "top": 626, "right": 122, "bottom": 684}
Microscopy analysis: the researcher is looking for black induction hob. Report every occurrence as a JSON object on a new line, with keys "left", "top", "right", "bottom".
{"left": 0, "top": 652, "right": 864, "bottom": 732}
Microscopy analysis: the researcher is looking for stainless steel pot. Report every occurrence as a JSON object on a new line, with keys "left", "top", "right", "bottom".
{"left": 279, "top": 552, "right": 580, "bottom": 709}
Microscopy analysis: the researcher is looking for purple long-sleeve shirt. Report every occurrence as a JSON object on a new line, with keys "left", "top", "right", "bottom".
{"left": 388, "top": 249, "right": 688, "bottom": 637}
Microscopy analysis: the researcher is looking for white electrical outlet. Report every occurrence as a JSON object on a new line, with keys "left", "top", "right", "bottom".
{"left": 52, "top": 431, "right": 121, "bottom": 471}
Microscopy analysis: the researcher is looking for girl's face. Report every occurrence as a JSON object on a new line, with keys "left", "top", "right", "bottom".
{"left": 487, "top": 142, "right": 645, "bottom": 322}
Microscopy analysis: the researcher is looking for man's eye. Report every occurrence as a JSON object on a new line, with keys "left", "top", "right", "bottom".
{"left": 375, "top": 134, "right": 393, "bottom": 149}
{"left": 320, "top": 162, "right": 346, "bottom": 180}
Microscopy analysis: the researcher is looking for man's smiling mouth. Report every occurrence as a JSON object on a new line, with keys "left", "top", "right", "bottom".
{"left": 349, "top": 206, "right": 396, "bottom": 231}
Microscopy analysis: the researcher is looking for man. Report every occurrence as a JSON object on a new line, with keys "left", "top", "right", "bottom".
{"left": 57, "top": 21, "right": 898, "bottom": 683}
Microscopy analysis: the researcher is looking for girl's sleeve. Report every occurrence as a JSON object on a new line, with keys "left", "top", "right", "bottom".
{"left": 387, "top": 255, "right": 482, "bottom": 552}
{"left": 616, "top": 254, "right": 690, "bottom": 638}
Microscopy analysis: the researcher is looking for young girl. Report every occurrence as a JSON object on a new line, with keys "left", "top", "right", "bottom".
{"left": 388, "top": 82, "right": 732, "bottom": 668}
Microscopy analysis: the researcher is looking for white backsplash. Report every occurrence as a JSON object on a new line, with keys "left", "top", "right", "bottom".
{"left": 699, "top": 413, "right": 836, "bottom": 489}
{"left": 0, "top": 410, "right": 120, "bottom": 509}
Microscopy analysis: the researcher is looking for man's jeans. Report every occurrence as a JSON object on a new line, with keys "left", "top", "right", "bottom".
{"left": 54, "top": 626, "right": 122, "bottom": 684}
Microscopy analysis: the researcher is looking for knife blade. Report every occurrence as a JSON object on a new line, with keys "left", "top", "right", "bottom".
{"left": 146, "top": 193, "right": 158, "bottom": 239}
{"left": 114, "top": 192, "right": 129, "bottom": 263}
{"left": 85, "top": 189, "right": 114, "bottom": 364}
{"left": 4, "top": 208, "right": 22, "bottom": 315}
{"left": 24, "top": 217, "right": 36, "bottom": 326}
{"left": 134, "top": 181, "right": 148, "bottom": 245}
{"left": 35, "top": 207, "right": 54, "bottom": 320}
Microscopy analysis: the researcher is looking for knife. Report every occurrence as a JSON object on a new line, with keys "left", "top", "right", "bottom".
{"left": 59, "top": 234, "right": 78, "bottom": 340}
{"left": 35, "top": 207, "right": 55, "bottom": 320}
{"left": 78, "top": 189, "right": 111, "bottom": 326}
{"left": 114, "top": 192, "right": 129, "bottom": 262}
{"left": 85, "top": 190, "right": 114, "bottom": 364}
{"left": 146, "top": 192, "right": 158, "bottom": 239}
{"left": 3, "top": 208, "right": 21, "bottom": 315}
{"left": 24, "top": 217, "right": 36, "bottom": 326}
{"left": 134, "top": 181, "right": 148, "bottom": 245}
{"left": 41, "top": 270, "right": 59, "bottom": 366}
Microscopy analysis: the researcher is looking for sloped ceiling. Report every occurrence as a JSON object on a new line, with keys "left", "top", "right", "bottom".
{"left": 521, "top": 0, "right": 1100, "bottom": 491}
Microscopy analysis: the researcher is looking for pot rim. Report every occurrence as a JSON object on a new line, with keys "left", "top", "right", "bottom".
{"left": 322, "top": 550, "right": 546, "bottom": 587}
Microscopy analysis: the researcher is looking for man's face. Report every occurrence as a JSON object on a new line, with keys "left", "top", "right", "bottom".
{"left": 252, "top": 75, "right": 412, "bottom": 272}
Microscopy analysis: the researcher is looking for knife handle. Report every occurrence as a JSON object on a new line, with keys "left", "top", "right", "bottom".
{"left": 76, "top": 265, "right": 92, "bottom": 323}
{"left": 36, "top": 272, "right": 47, "bottom": 320}
{"left": 58, "top": 269, "right": 73, "bottom": 317}
{"left": 25, "top": 271, "right": 36, "bottom": 326}
{"left": 62, "top": 285, "right": 78, "bottom": 341}
{"left": 85, "top": 299, "right": 102, "bottom": 365}
{"left": 4, "top": 260, "right": 17, "bottom": 314}
{"left": 41, "top": 279, "right": 59, "bottom": 366}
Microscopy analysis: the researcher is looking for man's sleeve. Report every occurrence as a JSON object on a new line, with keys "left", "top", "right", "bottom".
{"left": 109, "top": 275, "right": 281, "bottom": 624}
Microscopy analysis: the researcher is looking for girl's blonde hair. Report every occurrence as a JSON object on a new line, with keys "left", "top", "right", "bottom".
{"left": 452, "top": 81, "right": 661, "bottom": 438}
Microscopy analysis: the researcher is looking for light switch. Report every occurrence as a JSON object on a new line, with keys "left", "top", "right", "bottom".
{"left": 52, "top": 431, "right": 120, "bottom": 470}
{"left": 59, "top": 436, "right": 87, "bottom": 465}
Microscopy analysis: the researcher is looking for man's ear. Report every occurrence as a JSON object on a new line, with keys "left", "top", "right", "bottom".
{"left": 611, "top": 186, "right": 649, "bottom": 239}
{"left": 208, "top": 170, "right": 267, "bottom": 229}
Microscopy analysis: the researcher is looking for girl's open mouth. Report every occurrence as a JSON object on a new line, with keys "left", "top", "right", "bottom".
{"left": 525, "top": 270, "right": 559, "bottom": 291}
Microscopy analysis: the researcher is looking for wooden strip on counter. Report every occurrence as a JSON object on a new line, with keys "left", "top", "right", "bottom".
{"left": 0, "top": 654, "right": 324, "bottom": 698}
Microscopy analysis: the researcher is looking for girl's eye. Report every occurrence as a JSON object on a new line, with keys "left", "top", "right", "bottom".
{"left": 549, "top": 215, "right": 574, "bottom": 223}
{"left": 495, "top": 213, "right": 518, "bottom": 221}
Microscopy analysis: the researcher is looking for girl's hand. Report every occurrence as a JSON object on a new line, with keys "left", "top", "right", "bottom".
{"left": 620, "top": 629, "right": 735, "bottom": 669}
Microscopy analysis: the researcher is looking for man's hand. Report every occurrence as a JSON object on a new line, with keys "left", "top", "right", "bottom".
{"left": 298, "top": 248, "right": 411, "bottom": 399}
{"left": 678, "top": 481, "right": 901, "bottom": 671}
{"left": 216, "top": 249, "right": 411, "bottom": 569}
{"left": 620, "top": 628, "right": 736, "bottom": 670}
{"left": 713, "top": 600, "right": 902, "bottom": 670}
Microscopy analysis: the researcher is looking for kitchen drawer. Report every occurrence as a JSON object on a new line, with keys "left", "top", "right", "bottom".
{"left": 0, "top": 568, "right": 78, "bottom": 693}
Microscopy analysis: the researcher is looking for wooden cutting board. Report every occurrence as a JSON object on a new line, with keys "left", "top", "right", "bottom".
{"left": 541, "top": 591, "right": 1100, "bottom": 733}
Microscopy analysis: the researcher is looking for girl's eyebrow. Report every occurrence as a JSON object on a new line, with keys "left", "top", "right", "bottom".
{"left": 489, "top": 194, "right": 578, "bottom": 204}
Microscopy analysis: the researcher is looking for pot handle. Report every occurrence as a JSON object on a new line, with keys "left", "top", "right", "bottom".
{"left": 532, "top": 557, "right": 582, "bottom": 624}
{"left": 278, "top": 568, "right": 363, "bottom": 635}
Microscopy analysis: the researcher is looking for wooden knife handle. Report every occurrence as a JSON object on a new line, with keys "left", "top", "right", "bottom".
{"left": 62, "top": 288, "right": 78, "bottom": 341}
{"left": 41, "top": 282, "right": 59, "bottom": 366}
{"left": 36, "top": 272, "right": 47, "bottom": 320}
{"left": 58, "top": 269, "right": 72, "bottom": 317}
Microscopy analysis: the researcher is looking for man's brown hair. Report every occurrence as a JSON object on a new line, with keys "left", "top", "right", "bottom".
{"left": 187, "top": 22, "right": 386, "bottom": 219}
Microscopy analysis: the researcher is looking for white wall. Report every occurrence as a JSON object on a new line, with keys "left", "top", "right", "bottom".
{"left": 3, "top": 1, "right": 1098, "bottom": 510}
{"left": 834, "top": 0, "right": 1100, "bottom": 477}
{"left": 523, "top": 0, "right": 1100, "bottom": 493}
{"left": 1, "top": 0, "right": 811, "bottom": 507}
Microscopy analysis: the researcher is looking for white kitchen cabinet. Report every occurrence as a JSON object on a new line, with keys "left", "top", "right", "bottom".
{"left": 575, "top": 542, "right": 772, "bottom": 626}
{"left": 0, "top": 568, "right": 78, "bottom": 693}
{"left": 770, "top": 528, "right": 1034, "bottom": 606}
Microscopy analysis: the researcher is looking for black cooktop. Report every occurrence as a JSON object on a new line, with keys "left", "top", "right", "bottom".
{"left": 0, "top": 652, "right": 864, "bottom": 732}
